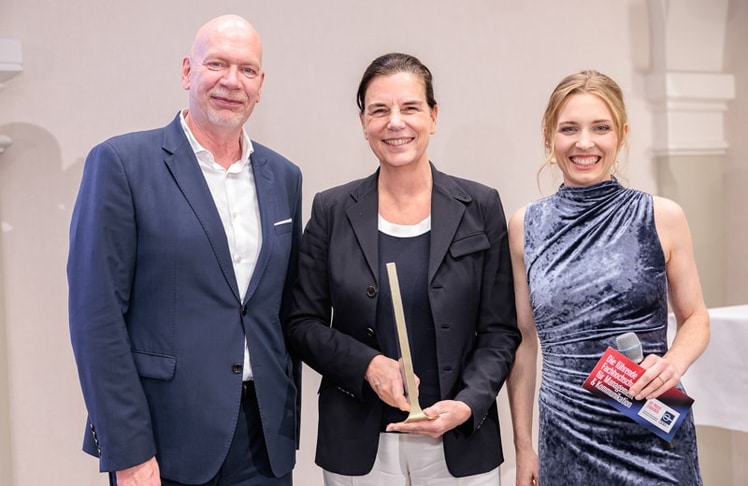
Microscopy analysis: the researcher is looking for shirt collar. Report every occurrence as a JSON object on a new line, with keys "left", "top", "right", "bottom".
{"left": 179, "top": 109, "right": 254, "bottom": 172}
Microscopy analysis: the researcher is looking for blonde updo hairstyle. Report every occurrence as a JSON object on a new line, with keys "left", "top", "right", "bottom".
{"left": 540, "top": 70, "right": 629, "bottom": 181}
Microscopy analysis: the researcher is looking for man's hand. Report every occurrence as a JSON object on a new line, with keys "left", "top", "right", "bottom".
{"left": 116, "top": 456, "right": 160, "bottom": 486}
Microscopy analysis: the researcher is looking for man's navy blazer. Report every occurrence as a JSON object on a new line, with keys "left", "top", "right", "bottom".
{"left": 68, "top": 114, "right": 302, "bottom": 484}
{"left": 286, "top": 166, "right": 520, "bottom": 477}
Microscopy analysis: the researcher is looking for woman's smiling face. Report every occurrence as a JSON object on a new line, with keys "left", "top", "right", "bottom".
{"left": 552, "top": 92, "right": 626, "bottom": 187}
{"left": 359, "top": 72, "right": 437, "bottom": 170}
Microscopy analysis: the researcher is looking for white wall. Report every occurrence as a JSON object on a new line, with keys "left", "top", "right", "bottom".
{"left": 724, "top": 0, "right": 748, "bottom": 306}
{"left": 0, "top": 1, "right": 743, "bottom": 485}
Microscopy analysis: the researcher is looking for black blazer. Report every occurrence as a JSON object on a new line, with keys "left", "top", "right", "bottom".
{"left": 286, "top": 164, "right": 520, "bottom": 477}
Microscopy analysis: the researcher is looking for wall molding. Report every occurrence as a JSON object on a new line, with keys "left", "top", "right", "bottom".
{"left": 646, "top": 0, "right": 734, "bottom": 157}
{"left": 647, "top": 71, "right": 735, "bottom": 156}
{"left": 0, "top": 38, "right": 22, "bottom": 155}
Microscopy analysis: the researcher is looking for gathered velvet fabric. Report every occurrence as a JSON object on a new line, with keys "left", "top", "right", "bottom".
{"left": 524, "top": 179, "right": 702, "bottom": 485}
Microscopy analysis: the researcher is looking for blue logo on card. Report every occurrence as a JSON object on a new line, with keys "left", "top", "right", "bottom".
{"left": 660, "top": 412, "right": 675, "bottom": 426}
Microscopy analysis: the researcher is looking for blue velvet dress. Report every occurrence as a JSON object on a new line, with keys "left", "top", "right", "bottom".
{"left": 523, "top": 179, "right": 702, "bottom": 485}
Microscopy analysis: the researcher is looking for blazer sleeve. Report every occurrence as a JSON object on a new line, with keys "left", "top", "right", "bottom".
{"left": 280, "top": 167, "right": 304, "bottom": 447}
{"left": 67, "top": 140, "right": 157, "bottom": 472}
{"left": 452, "top": 188, "right": 521, "bottom": 433}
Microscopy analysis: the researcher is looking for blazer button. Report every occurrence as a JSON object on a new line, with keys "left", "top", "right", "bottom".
{"left": 366, "top": 286, "right": 377, "bottom": 298}
{"left": 232, "top": 364, "right": 243, "bottom": 374}
{"left": 366, "top": 327, "right": 375, "bottom": 337}
{"left": 241, "top": 305, "right": 248, "bottom": 315}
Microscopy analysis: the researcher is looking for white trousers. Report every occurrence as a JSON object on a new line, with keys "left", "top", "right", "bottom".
{"left": 323, "top": 432, "right": 501, "bottom": 486}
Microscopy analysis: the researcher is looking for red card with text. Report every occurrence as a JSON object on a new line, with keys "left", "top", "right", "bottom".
{"left": 583, "top": 347, "right": 694, "bottom": 442}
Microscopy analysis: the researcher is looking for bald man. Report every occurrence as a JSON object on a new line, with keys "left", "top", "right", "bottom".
{"left": 68, "top": 15, "right": 302, "bottom": 485}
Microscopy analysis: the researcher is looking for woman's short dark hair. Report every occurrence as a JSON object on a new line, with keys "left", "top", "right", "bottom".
{"left": 356, "top": 52, "right": 437, "bottom": 114}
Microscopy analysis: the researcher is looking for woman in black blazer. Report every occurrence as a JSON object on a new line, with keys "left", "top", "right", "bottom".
{"left": 286, "top": 52, "right": 521, "bottom": 485}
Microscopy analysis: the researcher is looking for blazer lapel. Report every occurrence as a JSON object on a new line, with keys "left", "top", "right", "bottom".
{"left": 345, "top": 167, "right": 470, "bottom": 286}
{"left": 346, "top": 172, "right": 380, "bottom": 285}
{"left": 161, "top": 116, "right": 241, "bottom": 301}
{"left": 243, "top": 151, "right": 274, "bottom": 305}
{"left": 429, "top": 166, "right": 471, "bottom": 283}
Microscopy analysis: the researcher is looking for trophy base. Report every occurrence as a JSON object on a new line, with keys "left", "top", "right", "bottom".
{"left": 404, "top": 409, "right": 434, "bottom": 423}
